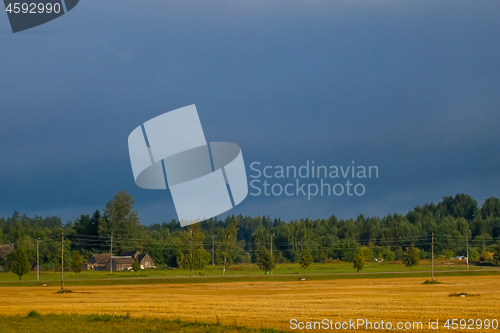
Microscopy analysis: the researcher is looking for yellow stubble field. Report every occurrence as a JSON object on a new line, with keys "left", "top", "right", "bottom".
{"left": 0, "top": 276, "right": 498, "bottom": 332}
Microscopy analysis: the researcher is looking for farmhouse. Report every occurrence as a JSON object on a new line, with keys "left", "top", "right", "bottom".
{"left": 137, "top": 253, "right": 155, "bottom": 269}
{"left": 88, "top": 251, "right": 155, "bottom": 271}
{"left": 88, "top": 253, "right": 112, "bottom": 271}
{"left": 120, "top": 251, "right": 155, "bottom": 269}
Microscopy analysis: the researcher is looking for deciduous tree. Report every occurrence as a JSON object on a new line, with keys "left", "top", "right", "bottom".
{"left": 12, "top": 248, "right": 30, "bottom": 280}
{"left": 177, "top": 224, "right": 210, "bottom": 277}
{"left": 299, "top": 249, "right": 313, "bottom": 273}
{"left": 132, "top": 257, "right": 141, "bottom": 271}
{"left": 493, "top": 243, "right": 500, "bottom": 267}
{"left": 99, "top": 191, "right": 140, "bottom": 251}
{"left": 256, "top": 247, "right": 275, "bottom": 275}
{"left": 70, "top": 251, "right": 84, "bottom": 273}
{"left": 216, "top": 220, "right": 238, "bottom": 276}
{"left": 353, "top": 253, "right": 364, "bottom": 273}
{"left": 382, "top": 247, "right": 395, "bottom": 261}
{"left": 403, "top": 243, "right": 420, "bottom": 270}
{"left": 352, "top": 246, "right": 372, "bottom": 272}
{"left": 469, "top": 247, "right": 480, "bottom": 262}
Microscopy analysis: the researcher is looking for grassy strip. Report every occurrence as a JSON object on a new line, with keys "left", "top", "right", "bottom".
{"left": 0, "top": 269, "right": 498, "bottom": 288}
{"left": 0, "top": 262, "right": 487, "bottom": 282}
{"left": 0, "top": 313, "right": 284, "bottom": 333}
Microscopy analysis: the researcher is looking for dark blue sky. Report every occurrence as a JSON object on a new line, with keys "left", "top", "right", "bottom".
{"left": 0, "top": 0, "right": 499, "bottom": 225}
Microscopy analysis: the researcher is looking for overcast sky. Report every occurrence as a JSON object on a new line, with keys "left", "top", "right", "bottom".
{"left": 0, "top": 0, "right": 499, "bottom": 225}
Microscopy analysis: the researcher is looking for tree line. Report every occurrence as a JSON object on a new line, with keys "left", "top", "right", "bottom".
{"left": 1, "top": 192, "right": 500, "bottom": 279}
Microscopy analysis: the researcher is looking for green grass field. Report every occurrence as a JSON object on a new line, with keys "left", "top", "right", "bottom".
{"left": 0, "top": 313, "right": 284, "bottom": 333}
{"left": 0, "top": 260, "right": 488, "bottom": 281}
{"left": 0, "top": 260, "right": 498, "bottom": 287}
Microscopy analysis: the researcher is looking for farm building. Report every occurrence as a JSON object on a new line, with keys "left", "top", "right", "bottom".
{"left": 88, "top": 253, "right": 112, "bottom": 271}
{"left": 137, "top": 253, "right": 155, "bottom": 269}
{"left": 111, "top": 256, "right": 135, "bottom": 271}
{"left": 88, "top": 251, "right": 155, "bottom": 271}
{"left": 120, "top": 251, "right": 155, "bottom": 269}
{"left": 121, "top": 250, "right": 140, "bottom": 258}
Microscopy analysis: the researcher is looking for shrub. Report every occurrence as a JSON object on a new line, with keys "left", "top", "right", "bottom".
{"left": 423, "top": 280, "right": 442, "bottom": 284}
{"left": 449, "top": 293, "right": 479, "bottom": 297}
{"left": 27, "top": 311, "right": 40, "bottom": 318}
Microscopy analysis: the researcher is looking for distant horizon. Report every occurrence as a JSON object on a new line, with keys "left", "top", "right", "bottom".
{"left": 1, "top": 192, "right": 497, "bottom": 226}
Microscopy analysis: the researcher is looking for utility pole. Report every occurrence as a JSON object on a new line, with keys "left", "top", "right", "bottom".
{"left": 37, "top": 238, "right": 40, "bottom": 281}
{"left": 466, "top": 229, "right": 470, "bottom": 270}
{"left": 210, "top": 235, "right": 215, "bottom": 266}
{"left": 61, "top": 233, "right": 64, "bottom": 291}
{"left": 270, "top": 234, "right": 273, "bottom": 256}
{"left": 270, "top": 233, "right": 273, "bottom": 275}
{"left": 110, "top": 231, "right": 113, "bottom": 275}
{"left": 431, "top": 233, "right": 434, "bottom": 283}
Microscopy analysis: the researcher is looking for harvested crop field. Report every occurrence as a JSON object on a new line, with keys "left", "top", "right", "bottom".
{"left": 0, "top": 276, "right": 498, "bottom": 332}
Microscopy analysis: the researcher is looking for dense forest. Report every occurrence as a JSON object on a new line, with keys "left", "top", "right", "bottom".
{"left": 0, "top": 192, "right": 499, "bottom": 271}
